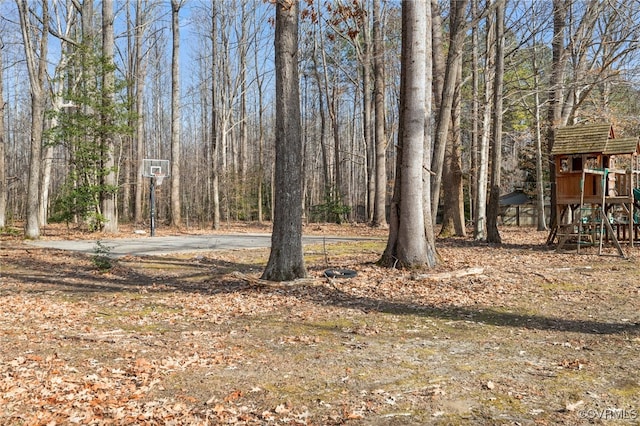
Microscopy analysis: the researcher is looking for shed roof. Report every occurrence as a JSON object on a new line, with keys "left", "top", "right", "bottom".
{"left": 551, "top": 123, "right": 613, "bottom": 155}
{"left": 499, "top": 190, "right": 531, "bottom": 206}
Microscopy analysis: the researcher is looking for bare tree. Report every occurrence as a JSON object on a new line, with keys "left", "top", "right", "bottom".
{"left": 210, "top": 2, "right": 221, "bottom": 229}
{"left": 238, "top": 0, "right": 249, "bottom": 220}
{"left": 17, "top": 0, "right": 48, "bottom": 239}
{"left": 133, "top": 0, "right": 150, "bottom": 225}
{"left": 170, "top": 0, "right": 182, "bottom": 227}
{"left": 531, "top": 8, "right": 547, "bottom": 231}
{"left": 101, "top": 0, "right": 118, "bottom": 233}
{"left": 430, "top": 0, "right": 468, "bottom": 224}
{"left": 469, "top": 0, "right": 479, "bottom": 226}
{"left": 380, "top": 0, "right": 436, "bottom": 269}
{"left": 41, "top": 1, "right": 78, "bottom": 227}
{"left": 372, "top": 0, "right": 387, "bottom": 228}
{"left": 439, "top": 59, "right": 466, "bottom": 237}
{"left": 0, "top": 41, "right": 6, "bottom": 228}
{"left": 474, "top": 5, "right": 495, "bottom": 240}
{"left": 261, "top": 0, "right": 306, "bottom": 281}
{"left": 486, "top": 0, "right": 505, "bottom": 243}
{"left": 253, "top": 8, "right": 270, "bottom": 223}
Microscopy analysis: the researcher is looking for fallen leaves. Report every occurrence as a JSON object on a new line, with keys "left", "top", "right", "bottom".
{"left": 2, "top": 226, "right": 640, "bottom": 424}
{"left": 558, "top": 358, "right": 588, "bottom": 370}
{"left": 0, "top": 353, "right": 185, "bottom": 425}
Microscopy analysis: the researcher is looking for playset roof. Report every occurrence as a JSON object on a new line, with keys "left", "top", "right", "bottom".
{"left": 551, "top": 123, "right": 639, "bottom": 156}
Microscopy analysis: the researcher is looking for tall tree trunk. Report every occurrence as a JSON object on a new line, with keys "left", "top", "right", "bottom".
{"left": 17, "top": 0, "right": 48, "bottom": 239}
{"left": 39, "top": 146, "right": 53, "bottom": 226}
{"left": 439, "top": 60, "right": 466, "bottom": 237}
{"left": 133, "top": 0, "right": 147, "bottom": 225}
{"left": 546, "top": 0, "right": 568, "bottom": 232}
{"left": 372, "top": 0, "right": 388, "bottom": 228}
{"left": 380, "top": 0, "right": 436, "bottom": 270}
{"left": 532, "top": 41, "right": 547, "bottom": 231}
{"left": 363, "top": 44, "right": 374, "bottom": 224}
{"left": 261, "top": 0, "right": 306, "bottom": 281}
{"left": 431, "top": 0, "right": 444, "bottom": 112}
{"left": 102, "top": 0, "right": 118, "bottom": 234}
{"left": 43, "top": 11, "right": 76, "bottom": 227}
{"left": 319, "top": 28, "right": 344, "bottom": 213}
{"left": 122, "top": 1, "right": 134, "bottom": 223}
{"left": 239, "top": 0, "right": 249, "bottom": 220}
{"left": 422, "top": 0, "right": 436, "bottom": 247}
{"left": 255, "top": 32, "right": 265, "bottom": 223}
{"left": 0, "top": 44, "right": 6, "bottom": 228}
{"left": 474, "top": 7, "right": 495, "bottom": 240}
{"left": 311, "top": 33, "right": 330, "bottom": 192}
{"left": 170, "top": 0, "right": 182, "bottom": 227}
{"left": 331, "top": 84, "right": 344, "bottom": 213}
{"left": 211, "top": 1, "right": 221, "bottom": 229}
{"left": 470, "top": 0, "right": 479, "bottom": 225}
{"left": 430, "top": 0, "right": 468, "bottom": 224}
{"left": 486, "top": 0, "right": 505, "bottom": 244}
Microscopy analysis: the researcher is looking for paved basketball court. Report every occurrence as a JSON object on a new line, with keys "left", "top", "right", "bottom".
{"left": 26, "top": 233, "right": 378, "bottom": 257}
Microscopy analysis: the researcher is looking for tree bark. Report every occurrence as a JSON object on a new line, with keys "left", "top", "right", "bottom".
{"left": 439, "top": 58, "right": 466, "bottom": 238}
{"left": 254, "top": 29, "right": 266, "bottom": 223}
{"left": 474, "top": 8, "right": 495, "bottom": 241}
{"left": 380, "top": 0, "right": 436, "bottom": 270}
{"left": 546, "top": 0, "right": 569, "bottom": 232}
{"left": 261, "top": 0, "right": 306, "bottom": 281}
{"left": 430, "top": 0, "right": 468, "bottom": 224}
{"left": 133, "top": 0, "right": 147, "bottom": 225}
{"left": 210, "top": 1, "right": 221, "bottom": 229}
{"left": 486, "top": 0, "right": 505, "bottom": 243}
{"left": 101, "top": 0, "right": 118, "bottom": 234}
{"left": 532, "top": 40, "right": 547, "bottom": 231}
{"left": 0, "top": 44, "right": 6, "bottom": 228}
{"left": 170, "top": 0, "right": 182, "bottom": 227}
{"left": 362, "top": 17, "right": 374, "bottom": 224}
{"left": 310, "top": 33, "right": 330, "bottom": 193}
{"left": 238, "top": 0, "right": 249, "bottom": 220}
{"left": 470, "top": 0, "right": 479, "bottom": 227}
{"left": 372, "top": 0, "right": 388, "bottom": 228}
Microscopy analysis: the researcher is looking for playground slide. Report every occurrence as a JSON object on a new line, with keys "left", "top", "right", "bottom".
{"left": 634, "top": 189, "right": 640, "bottom": 223}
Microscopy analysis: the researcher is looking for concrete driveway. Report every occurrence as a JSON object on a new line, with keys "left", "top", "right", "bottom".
{"left": 26, "top": 233, "right": 378, "bottom": 257}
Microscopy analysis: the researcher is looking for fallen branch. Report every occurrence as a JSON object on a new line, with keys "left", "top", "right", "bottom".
{"left": 415, "top": 267, "right": 485, "bottom": 281}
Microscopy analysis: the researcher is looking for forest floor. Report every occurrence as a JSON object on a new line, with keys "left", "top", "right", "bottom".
{"left": 1, "top": 223, "right": 639, "bottom": 425}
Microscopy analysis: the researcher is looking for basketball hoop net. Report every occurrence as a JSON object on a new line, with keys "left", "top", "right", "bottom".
{"left": 154, "top": 174, "right": 165, "bottom": 186}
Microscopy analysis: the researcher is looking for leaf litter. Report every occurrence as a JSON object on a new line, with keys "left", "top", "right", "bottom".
{"left": 1, "top": 224, "right": 639, "bottom": 424}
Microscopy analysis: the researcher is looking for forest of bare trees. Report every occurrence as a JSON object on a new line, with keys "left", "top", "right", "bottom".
{"left": 2, "top": 0, "right": 640, "bottom": 246}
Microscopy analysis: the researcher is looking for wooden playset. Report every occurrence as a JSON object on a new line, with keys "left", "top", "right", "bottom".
{"left": 548, "top": 123, "right": 640, "bottom": 256}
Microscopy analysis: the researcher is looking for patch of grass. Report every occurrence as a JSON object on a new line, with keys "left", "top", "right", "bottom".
{"left": 0, "top": 226, "right": 21, "bottom": 237}
{"left": 611, "top": 380, "right": 640, "bottom": 398}
{"left": 541, "top": 281, "right": 583, "bottom": 292}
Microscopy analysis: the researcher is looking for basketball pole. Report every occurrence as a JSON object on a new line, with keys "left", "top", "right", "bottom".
{"left": 150, "top": 176, "right": 156, "bottom": 237}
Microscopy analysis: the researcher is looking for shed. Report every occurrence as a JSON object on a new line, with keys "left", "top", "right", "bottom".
{"left": 499, "top": 190, "right": 547, "bottom": 227}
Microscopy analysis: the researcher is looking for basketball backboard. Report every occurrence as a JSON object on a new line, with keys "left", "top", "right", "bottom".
{"left": 142, "top": 159, "right": 170, "bottom": 178}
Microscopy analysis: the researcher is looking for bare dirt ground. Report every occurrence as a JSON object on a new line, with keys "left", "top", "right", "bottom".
{"left": 1, "top": 223, "right": 639, "bottom": 425}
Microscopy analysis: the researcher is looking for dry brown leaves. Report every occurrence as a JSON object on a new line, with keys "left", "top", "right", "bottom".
{"left": 1, "top": 224, "right": 639, "bottom": 424}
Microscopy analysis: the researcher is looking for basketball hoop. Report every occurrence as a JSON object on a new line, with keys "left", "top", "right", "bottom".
{"left": 154, "top": 173, "right": 165, "bottom": 187}
{"left": 142, "top": 159, "right": 170, "bottom": 237}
